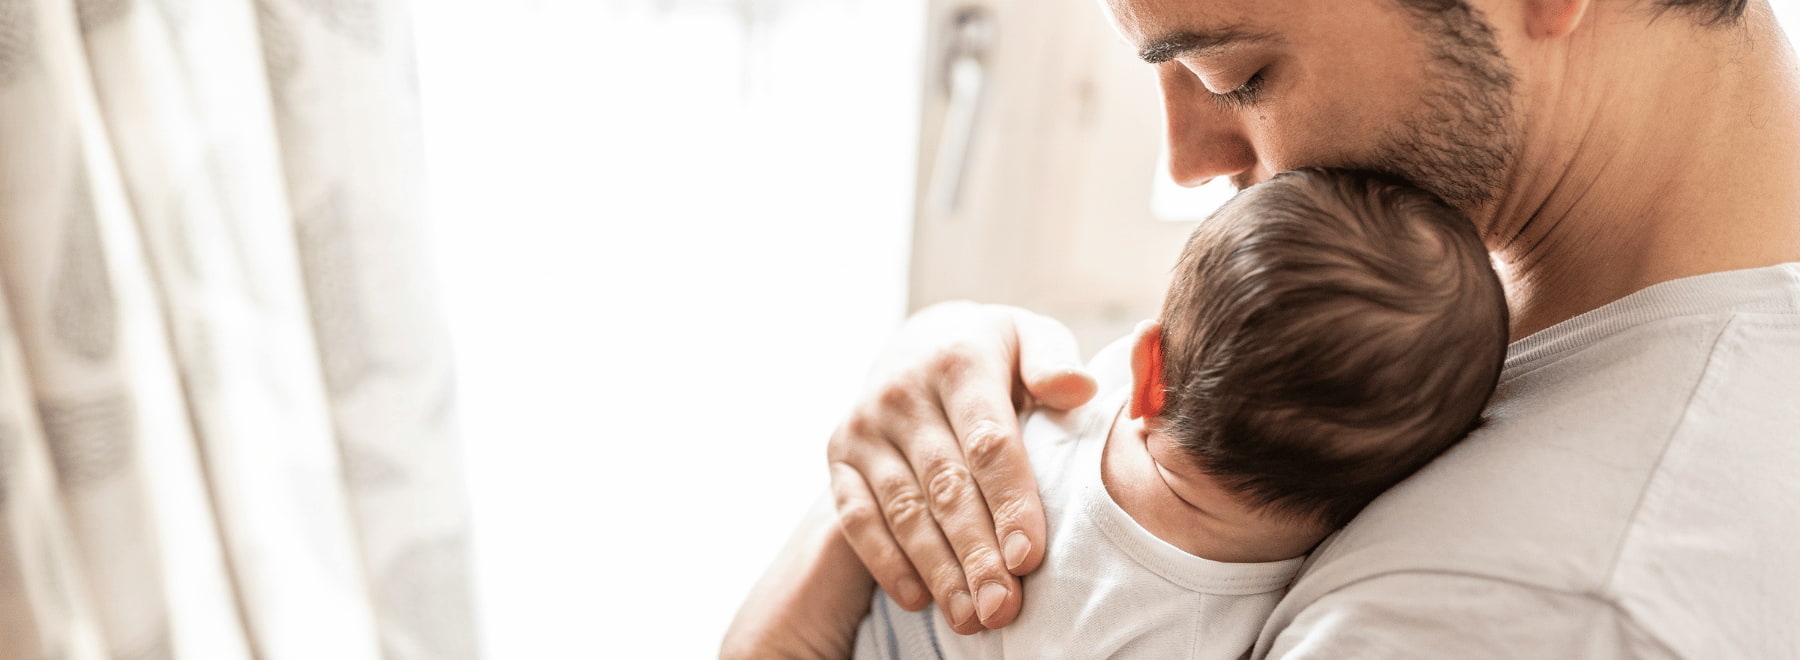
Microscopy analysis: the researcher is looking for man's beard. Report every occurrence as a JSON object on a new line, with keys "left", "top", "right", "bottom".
{"left": 1360, "top": 1, "right": 1522, "bottom": 216}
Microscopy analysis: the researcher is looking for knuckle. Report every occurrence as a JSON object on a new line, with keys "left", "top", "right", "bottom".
{"left": 926, "top": 562, "right": 970, "bottom": 593}
{"left": 875, "top": 380, "right": 920, "bottom": 413}
{"left": 881, "top": 488, "right": 932, "bottom": 532}
{"left": 865, "top": 538, "right": 910, "bottom": 571}
{"left": 847, "top": 410, "right": 879, "bottom": 438}
{"left": 836, "top": 499, "right": 883, "bottom": 535}
{"left": 831, "top": 415, "right": 878, "bottom": 458}
{"left": 872, "top": 471, "right": 917, "bottom": 500}
{"left": 960, "top": 420, "right": 1014, "bottom": 472}
{"left": 959, "top": 545, "right": 1006, "bottom": 578}
{"left": 929, "top": 344, "right": 980, "bottom": 377}
{"left": 925, "top": 463, "right": 978, "bottom": 512}
{"left": 928, "top": 338, "right": 986, "bottom": 379}
{"left": 986, "top": 491, "right": 1029, "bottom": 529}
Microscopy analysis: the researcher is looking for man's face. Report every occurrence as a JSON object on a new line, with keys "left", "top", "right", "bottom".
{"left": 1106, "top": 0, "right": 1522, "bottom": 229}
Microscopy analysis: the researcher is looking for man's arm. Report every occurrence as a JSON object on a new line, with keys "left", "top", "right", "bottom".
{"left": 720, "top": 495, "right": 878, "bottom": 660}
{"left": 825, "top": 301, "right": 1095, "bottom": 633}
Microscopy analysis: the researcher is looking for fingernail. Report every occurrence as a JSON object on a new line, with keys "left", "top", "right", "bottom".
{"left": 895, "top": 578, "right": 923, "bottom": 606}
{"left": 1004, "top": 532, "right": 1030, "bottom": 571}
{"left": 976, "top": 583, "right": 1008, "bottom": 622}
{"left": 947, "top": 591, "right": 976, "bottom": 627}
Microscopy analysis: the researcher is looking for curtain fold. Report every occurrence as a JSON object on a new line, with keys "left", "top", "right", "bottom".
{"left": 0, "top": 3, "right": 209, "bottom": 658}
{"left": 77, "top": 0, "right": 385, "bottom": 657}
{"left": 253, "top": 0, "right": 477, "bottom": 657}
{"left": 0, "top": 0, "right": 476, "bottom": 658}
{"left": 0, "top": 300, "right": 107, "bottom": 660}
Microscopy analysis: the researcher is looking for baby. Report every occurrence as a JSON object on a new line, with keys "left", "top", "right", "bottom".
{"left": 852, "top": 168, "right": 1509, "bottom": 659}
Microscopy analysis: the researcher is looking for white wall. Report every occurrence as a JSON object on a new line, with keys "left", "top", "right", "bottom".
{"left": 415, "top": 2, "right": 922, "bottom": 657}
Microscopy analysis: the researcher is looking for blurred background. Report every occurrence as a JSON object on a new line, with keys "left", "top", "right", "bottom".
{"left": 0, "top": 0, "right": 1796, "bottom": 659}
{"left": 424, "top": 1, "right": 1800, "bottom": 657}
{"left": 421, "top": 0, "right": 1211, "bottom": 657}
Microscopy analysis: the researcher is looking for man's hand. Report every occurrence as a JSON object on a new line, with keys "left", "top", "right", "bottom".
{"left": 826, "top": 302, "right": 1095, "bottom": 635}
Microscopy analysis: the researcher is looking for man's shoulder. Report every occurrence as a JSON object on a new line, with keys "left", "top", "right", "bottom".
{"left": 1300, "top": 265, "right": 1800, "bottom": 590}
{"left": 1258, "top": 267, "right": 1800, "bottom": 659}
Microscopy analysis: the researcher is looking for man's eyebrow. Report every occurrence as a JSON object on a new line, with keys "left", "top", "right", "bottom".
{"left": 1138, "top": 27, "right": 1278, "bottom": 64}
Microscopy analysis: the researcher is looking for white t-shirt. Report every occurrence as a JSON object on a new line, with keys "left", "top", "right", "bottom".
{"left": 1204, "top": 262, "right": 1799, "bottom": 659}
{"left": 853, "top": 389, "right": 1305, "bottom": 660}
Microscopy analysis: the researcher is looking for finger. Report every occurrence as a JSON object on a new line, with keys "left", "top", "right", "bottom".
{"left": 1007, "top": 308, "right": 1096, "bottom": 410}
{"left": 829, "top": 459, "right": 928, "bottom": 610}
{"left": 934, "top": 352, "right": 1050, "bottom": 584}
{"left": 844, "top": 436, "right": 985, "bottom": 634}
{"left": 904, "top": 414, "right": 1024, "bottom": 631}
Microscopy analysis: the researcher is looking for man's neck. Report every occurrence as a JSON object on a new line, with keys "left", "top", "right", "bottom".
{"left": 1485, "top": 3, "right": 1800, "bottom": 339}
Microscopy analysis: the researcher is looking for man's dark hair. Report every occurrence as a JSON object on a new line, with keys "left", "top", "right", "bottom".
{"left": 1155, "top": 168, "right": 1509, "bottom": 530}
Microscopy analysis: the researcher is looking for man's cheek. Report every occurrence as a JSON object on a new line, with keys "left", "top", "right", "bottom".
{"left": 1245, "top": 112, "right": 1364, "bottom": 175}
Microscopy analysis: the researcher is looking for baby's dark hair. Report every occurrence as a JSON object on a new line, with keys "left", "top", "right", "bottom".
{"left": 1155, "top": 167, "right": 1508, "bottom": 531}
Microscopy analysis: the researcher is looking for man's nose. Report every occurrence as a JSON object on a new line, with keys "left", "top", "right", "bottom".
{"left": 1157, "top": 68, "right": 1257, "bottom": 189}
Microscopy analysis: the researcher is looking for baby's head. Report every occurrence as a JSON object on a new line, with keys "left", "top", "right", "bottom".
{"left": 1132, "top": 167, "right": 1508, "bottom": 542}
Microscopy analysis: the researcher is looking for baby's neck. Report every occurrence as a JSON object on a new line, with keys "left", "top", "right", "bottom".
{"left": 1099, "top": 409, "right": 1321, "bottom": 564}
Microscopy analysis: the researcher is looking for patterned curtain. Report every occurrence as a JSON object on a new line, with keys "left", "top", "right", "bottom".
{"left": 0, "top": 0, "right": 476, "bottom": 659}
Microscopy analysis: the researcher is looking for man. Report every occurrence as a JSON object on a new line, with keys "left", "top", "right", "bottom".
{"left": 725, "top": 0, "right": 1800, "bottom": 656}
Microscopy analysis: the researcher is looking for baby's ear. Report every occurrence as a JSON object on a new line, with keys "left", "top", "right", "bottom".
{"left": 1129, "top": 321, "right": 1166, "bottom": 420}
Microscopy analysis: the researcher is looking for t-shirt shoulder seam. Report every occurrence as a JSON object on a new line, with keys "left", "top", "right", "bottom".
{"left": 1503, "top": 309, "right": 1743, "bottom": 383}
{"left": 1596, "top": 314, "right": 1740, "bottom": 596}
{"left": 1503, "top": 263, "right": 1800, "bottom": 377}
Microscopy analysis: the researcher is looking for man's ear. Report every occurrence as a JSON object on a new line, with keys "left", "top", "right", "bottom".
{"left": 1129, "top": 321, "right": 1166, "bottom": 420}
{"left": 1528, "top": 0, "right": 1589, "bottom": 38}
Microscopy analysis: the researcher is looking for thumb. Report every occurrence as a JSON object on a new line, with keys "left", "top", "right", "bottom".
{"left": 1007, "top": 308, "right": 1096, "bottom": 410}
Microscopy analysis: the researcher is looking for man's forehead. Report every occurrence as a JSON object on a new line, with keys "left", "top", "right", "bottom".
{"left": 1101, "top": 0, "right": 1257, "bottom": 45}
{"left": 1101, "top": 0, "right": 1289, "bottom": 66}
